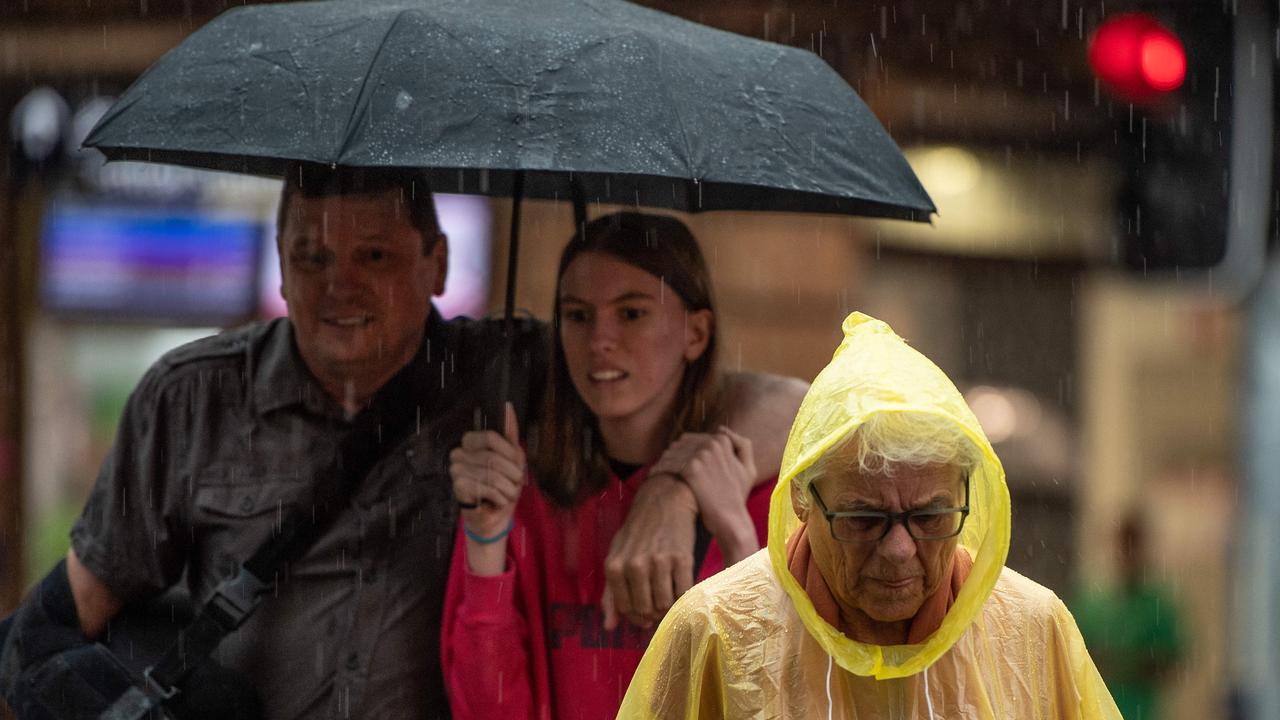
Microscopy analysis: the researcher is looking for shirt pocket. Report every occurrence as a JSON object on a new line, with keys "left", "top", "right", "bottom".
{"left": 191, "top": 475, "right": 308, "bottom": 574}
{"left": 194, "top": 479, "right": 305, "bottom": 523}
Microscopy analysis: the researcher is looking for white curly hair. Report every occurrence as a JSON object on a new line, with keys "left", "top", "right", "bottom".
{"left": 794, "top": 411, "right": 980, "bottom": 508}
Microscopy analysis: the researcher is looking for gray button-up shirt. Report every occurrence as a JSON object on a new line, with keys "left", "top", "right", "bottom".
{"left": 71, "top": 311, "right": 545, "bottom": 719}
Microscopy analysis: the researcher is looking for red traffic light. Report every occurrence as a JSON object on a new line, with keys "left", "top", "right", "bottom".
{"left": 1089, "top": 13, "right": 1187, "bottom": 105}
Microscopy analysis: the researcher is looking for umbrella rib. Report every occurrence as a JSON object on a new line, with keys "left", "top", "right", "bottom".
{"left": 337, "top": 9, "right": 412, "bottom": 163}
{"left": 643, "top": 32, "right": 697, "bottom": 188}
{"left": 421, "top": 15, "right": 522, "bottom": 87}
{"left": 576, "top": 0, "right": 619, "bottom": 22}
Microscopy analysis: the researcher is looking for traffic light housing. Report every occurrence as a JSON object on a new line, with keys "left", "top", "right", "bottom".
{"left": 1090, "top": 13, "right": 1187, "bottom": 106}
{"left": 1093, "top": 4, "right": 1234, "bottom": 269}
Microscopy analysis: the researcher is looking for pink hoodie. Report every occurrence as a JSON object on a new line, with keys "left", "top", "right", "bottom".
{"left": 441, "top": 465, "right": 774, "bottom": 720}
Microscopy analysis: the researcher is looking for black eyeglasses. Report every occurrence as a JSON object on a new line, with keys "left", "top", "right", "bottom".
{"left": 808, "top": 479, "right": 970, "bottom": 543}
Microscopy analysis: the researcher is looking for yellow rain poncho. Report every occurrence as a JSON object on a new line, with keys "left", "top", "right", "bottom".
{"left": 618, "top": 313, "right": 1119, "bottom": 719}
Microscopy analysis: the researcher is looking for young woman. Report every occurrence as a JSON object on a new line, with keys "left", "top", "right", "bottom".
{"left": 441, "top": 212, "right": 777, "bottom": 720}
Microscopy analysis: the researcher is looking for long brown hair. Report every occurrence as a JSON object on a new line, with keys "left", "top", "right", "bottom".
{"left": 531, "top": 212, "right": 723, "bottom": 506}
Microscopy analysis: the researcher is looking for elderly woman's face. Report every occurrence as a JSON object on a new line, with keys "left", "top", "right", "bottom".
{"left": 803, "top": 460, "right": 966, "bottom": 642}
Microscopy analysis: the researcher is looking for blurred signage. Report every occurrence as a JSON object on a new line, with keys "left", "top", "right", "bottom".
{"left": 51, "top": 94, "right": 496, "bottom": 324}
{"left": 40, "top": 203, "right": 264, "bottom": 326}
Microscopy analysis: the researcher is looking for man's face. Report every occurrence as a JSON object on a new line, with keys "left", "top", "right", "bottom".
{"left": 800, "top": 455, "right": 964, "bottom": 640}
{"left": 278, "top": 188, "right": 446, "bottom": 400}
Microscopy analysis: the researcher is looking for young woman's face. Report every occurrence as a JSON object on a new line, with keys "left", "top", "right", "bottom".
{"left": 558, "top": 252, "right": 711, "bottom": 432}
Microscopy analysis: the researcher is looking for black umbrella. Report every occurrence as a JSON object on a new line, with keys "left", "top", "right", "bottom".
{"left": 85, "top": 0, "right": 933, "bottom": 215}
{"left": 84, "top": 0, "right": 935, "bottom": 401}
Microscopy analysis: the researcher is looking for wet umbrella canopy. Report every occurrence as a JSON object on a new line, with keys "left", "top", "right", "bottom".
{"left": 84, "top": 0, "right": 934, "bottom": 220}
{"left": 84, "top": 0, "right": 936, "bottom": 411}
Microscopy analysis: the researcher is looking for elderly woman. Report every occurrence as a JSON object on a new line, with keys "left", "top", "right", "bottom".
{"left": 619, "top": 313, "right": 1120, "bottom": 719}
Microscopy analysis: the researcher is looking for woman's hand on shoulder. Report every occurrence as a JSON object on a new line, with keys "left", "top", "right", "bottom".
{"left": 652, "top": 427, "right": 758, "bottom": 562}
{"left": 651, "top": 428, "right": 755, "bottom": 502}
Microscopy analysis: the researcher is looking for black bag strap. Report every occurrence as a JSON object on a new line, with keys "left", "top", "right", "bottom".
{"left": 101, "top": 358, "right": 422, "bottom": 720}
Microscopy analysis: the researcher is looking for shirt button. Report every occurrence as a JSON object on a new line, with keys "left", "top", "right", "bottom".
{"left": 345, "top": 653, "right": 360, "bottom": 671}
{"left": 239, "top": 495, "right": 254, "bottom": 512}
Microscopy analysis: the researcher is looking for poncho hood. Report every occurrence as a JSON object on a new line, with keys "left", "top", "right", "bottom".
{"left": 767, "top": 312, "right": 1010, "bottom": 679}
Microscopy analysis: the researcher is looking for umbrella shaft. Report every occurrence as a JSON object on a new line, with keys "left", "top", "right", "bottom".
{"left": 497, "top": 170, "right": 524, "bottom": 412}
{"left": 504, "top": 172, "right": 523, "bottom": 324}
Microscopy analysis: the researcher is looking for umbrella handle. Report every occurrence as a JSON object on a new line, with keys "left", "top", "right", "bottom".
{"left": 492, "top": 173, "right": 583, "bottom": 431}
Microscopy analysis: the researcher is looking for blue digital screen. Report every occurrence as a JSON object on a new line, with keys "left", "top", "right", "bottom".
{"left": 40, "top": 204, "right": 262, "bottom": 325}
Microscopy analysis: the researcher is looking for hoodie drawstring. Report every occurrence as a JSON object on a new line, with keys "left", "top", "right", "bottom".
{"left": 824, "top": 656, "right": 937, "bottom": 720}
{"left": 923, "top": 666, "right": 936, "bottom": 720}
{"left": 825, "top": 655, "right": 835, "bottom": 720}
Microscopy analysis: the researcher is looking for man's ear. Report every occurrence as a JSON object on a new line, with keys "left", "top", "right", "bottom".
{"left": 276, "top": 238, "right": 289, "bottom": 300}
{"left": 430, "top": 233, "right": 448, "bottom": 296}
{"left": 791, "top": 481, "right": 809, "bottom": 523}
{"left": 683, "top": 308, "right": 712, "bottom": 362}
